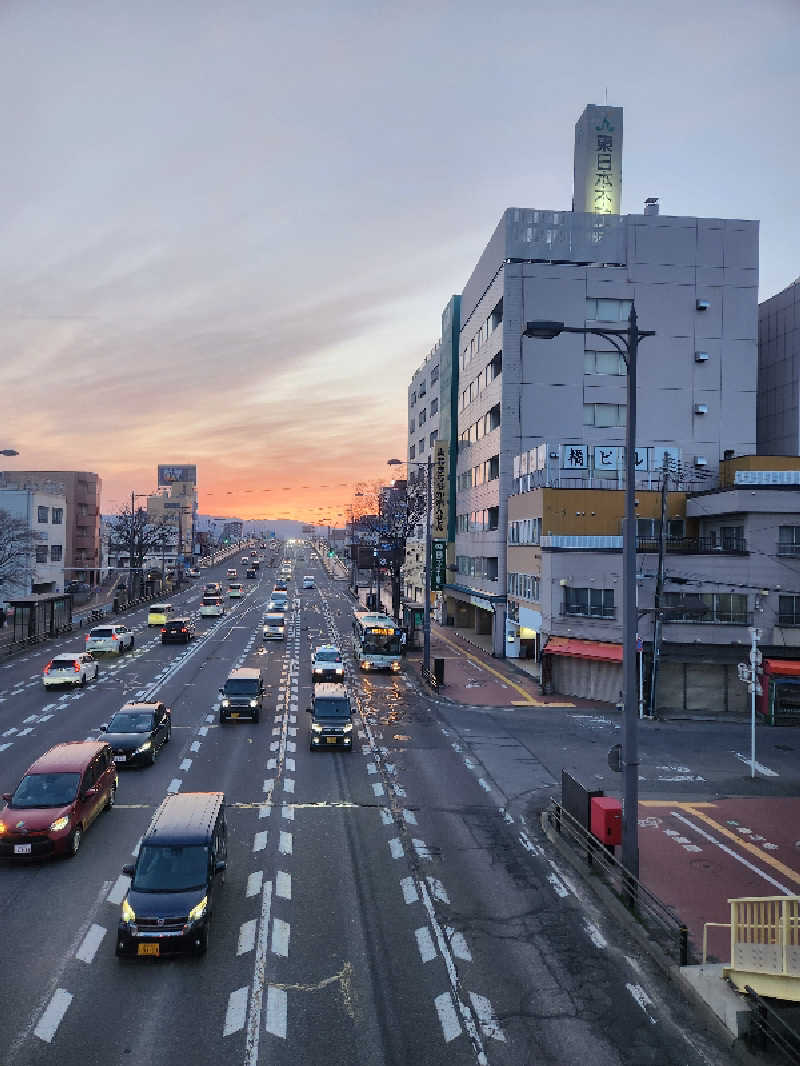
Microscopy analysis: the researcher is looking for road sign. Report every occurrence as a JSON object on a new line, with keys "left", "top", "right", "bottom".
{"left": 431, "top": 539, "right": 447, "bottom": 591}
{"left": 737, "top": 663, "right": 751, "bottom": 683}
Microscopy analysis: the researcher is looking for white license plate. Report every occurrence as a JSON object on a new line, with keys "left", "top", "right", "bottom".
{"left": 114, "top": 755, "right": 127, "bottom": 763}
{"left": 14, "top": 843, "right": 32, "bottom": 854}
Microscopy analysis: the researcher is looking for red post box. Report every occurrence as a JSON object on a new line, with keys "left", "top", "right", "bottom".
{"left": 590, "top": 795, "right": 622, "bottom": 846}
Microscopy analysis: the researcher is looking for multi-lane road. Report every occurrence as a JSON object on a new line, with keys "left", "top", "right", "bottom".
{"left": 0, "top": 549, "right": 736, "bottom": 1065}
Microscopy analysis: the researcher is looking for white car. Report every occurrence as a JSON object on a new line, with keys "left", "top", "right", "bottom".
{"left": 227, "top": 567, "right": 238, "bottom": 579}
{"left": 302, "top": 576, "right": 315, "bottom": 590}
{"left": 199, "top": 596, "right": 225, "bottom": 617}
{"left": 262, "top": 611, "right": 286, "bottom": 640}
{"left": 85, "top": 623, "right": 135, "bottom": 655}
{"left": 312, "top": 645, "right": 344, "bottom": 682}
{"left": 228, "top": 582, "right": 243, "bottom": 599}
{"left": 43, "top": 651, "right": 100, "bottom": 687}
{"left": 270, "top": 591, "right": 288, "bottom": 609}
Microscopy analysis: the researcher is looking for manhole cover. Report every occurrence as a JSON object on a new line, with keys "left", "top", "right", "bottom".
{"left": 690, "top": 859, "right": 715, "bottom": 872}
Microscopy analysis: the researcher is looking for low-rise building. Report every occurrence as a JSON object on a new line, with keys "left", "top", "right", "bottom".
{"left": 0, "top": 480, "right": 67, "bottom": 599}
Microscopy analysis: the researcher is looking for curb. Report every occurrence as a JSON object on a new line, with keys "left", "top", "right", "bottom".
{"left": 538, "top": 810, "right": 763, "bottom": 1064}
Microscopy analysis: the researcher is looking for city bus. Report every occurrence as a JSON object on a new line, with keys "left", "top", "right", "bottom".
{"left": 353, "top": 611, "right": 402, "bottom": 672}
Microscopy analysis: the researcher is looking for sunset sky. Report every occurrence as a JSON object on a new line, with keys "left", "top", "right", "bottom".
{"left": 1, "top": 0, "right": 798, "bottom": 526}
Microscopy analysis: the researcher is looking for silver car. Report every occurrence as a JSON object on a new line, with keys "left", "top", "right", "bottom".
{"left": 85, "top": 624, "right": 135, "bottom": 655}
{"left": 43, "top": 651, "right": 100, "bottom": 687}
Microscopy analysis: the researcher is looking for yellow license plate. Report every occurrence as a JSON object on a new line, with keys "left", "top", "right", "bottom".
{"left": 137, "top": 942, "right": 159, "bottom": 956}
{"left": 326, "top": 737, "right": 338, "bottom": 744}
{"left": 231, "top": 712, "right": 240, "bottom": 718}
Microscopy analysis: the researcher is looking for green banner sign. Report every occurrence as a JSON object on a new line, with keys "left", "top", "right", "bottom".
{"left": 431, "top": 539, "right": 447, "bottom": 592}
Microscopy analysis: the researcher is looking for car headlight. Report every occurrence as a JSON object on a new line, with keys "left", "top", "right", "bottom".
{"left": 335, "top": 666, "right": 343, "bottom": 675}
{"left": 342, "top": 722, "right": 353, "bottom": 733}
{"left": 187, "top": 896, "right": 207, "bottom": 923}
{"left": 311, "top": 723, "right": 323, "bottom": 733}
{"left": 49, "top": 815, "right": 71, "bottom": 832}
{"left": 249, "top": 699, "right": 258, "bottom": 708}
{"left": 136, "top": 741, "right": 152, "bottom": 753}
{"left": 121, "top": 898, "right": 136, "bottom": 923}
{"left": 0, "top": 823, "right": 6, "bottom": 835}
{"left": 221, "top": 698, "right": 230, "bottom": 707}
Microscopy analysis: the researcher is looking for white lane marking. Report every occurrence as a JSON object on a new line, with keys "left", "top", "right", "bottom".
{"left": 584, "top": 920, "right": 608, "bottom": 949}
{"left": 180, "top": 758, "right": 192, "bottom": 771}
{"left": 413, "top": 839, "right": 431, "bottom": 860}
{"left": 547, "top": 872, "right": 569, "bottom": 898}
{"left": 34, "top": 988, "right": 73, "bottom": 1043}
{"left": 281, "top": 803, "right": 294, "bottom": 821}
{"left": 434, "top": 992, "right": 462, "bottom": 1043}
{"left": 206, "top": 714, "right": 215, "bottom": 724}
{"left": 75, "top": 923, "right": 107, "bottom": 964}
{"left": 283, "top": 778, "right": 295, "bottom": 794}
{"left": 265, "top": 985, "right": 287, "bottom": 1039}
{"left": 270, "top": 741, "right": 279, "bottom": 752}
{"left": 259, "top": 803, "right": 271, "bottom": 819}
{"left": 669, "top": 810, "right": 791, "bottom": 892}
{"left": 271, "top": 917, "right": 290, "bottom": 957}
{"left": 253, "top": 831, "right": 269, "bottom": 852}
{"left": 626, "top": 983, "right": 657, "bottom": 1023}
{"left": 0, "top": 742, "right": 12, "bottom": 753}
{"left": 403, "top": 809, "right": 417, "bottom": 825}
{"left": 401, "top": 878, "right": 420, "bottom": 903}
{"left": 372, "top": 782, "right": 385, "bottom": 797}
{"left": 366, "top": 762, "right": 377, "bottom": 775}
{"left": 223, "top": 986, "right": 249, "bottom": 1036}
{"left": 198, "top": 726, "right": 209, "bottom": 736}
{"left": 519, "top": 830, "right": 543, "bottom": 856}
{"left": 389, "top": 838, "right": 404, "bottom": 859}
{"left": 279, "top": 830, "right": 293, "bottom": 855}
{"left": 464, "top": 757, "right": 475, "bottom": 769}
{"left": 415, "top": 927, "right": 436, "bottom": 962}
{"left": 107, "top": 874, "right": 131, "bottom": 905}
{"left": 240, "top": 861, "right": 264, "bottom": 896}
{"left": 190, "top": 741, "right": 200, "bottom": 753}
{"left": 263, "top": 779, "right": 275, "bottom": 793}
{"left": 426, "top": 877, "right": 449, "bottom": 904}
{"left": 132, "top": 837, "right": 142, "bottom": 857}
{"left": 469, "top": 992, "right": 506, "bottom": 1042}
{"left": 286, "top": 741, "right": 296, "bottom": 753}
{"left": 17, "top": 726, "right": 33, "bottom": 737}
{"left": 380, "top": 808, "right": 392, "bottom": 826}
{"left": 266, "top": 758, "right": 277, "bottom": 770}
{"left": 286, "top": 758, "right": 295, "bottom": 772}
{"left": 392, "top": 783, "right": 407, "bottom": 798}
{"left": 734, "top": 751, "right": 779, "bottom": 777}
{"left": 445, "top": 927, "right": 472, "bottom": 961}
{"left": 167, "top": 778, "right": 182, "bottom": 794}
{"left": 238, "top": 919, "right": 258, "bottom": 956}
{"left": 287, "top": 727, "right": 296, "bottom": 737}
{"left": 478, "top": 778, "right": 491, "bottom": 792}
{"left": 276, "top": 871, "right": 291, "bottom": 900}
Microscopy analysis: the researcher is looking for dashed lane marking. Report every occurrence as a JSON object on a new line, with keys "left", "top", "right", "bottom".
{"left": 276, "top": 871, "right": 291, "bottom": 900}
{"left": 265, "top": 985, "right": 287, "bottom": 1039}
{"left": 279, "top": 831, "right": 293, "bottom": 855}
{"left": 223, "top": 986, "right": 249, "bottom": 1037}
{"left": 415, "top": 927, "right": 436, "bottom": 962}
{"left": 33, "top": 989, "right": 73, "bottom": 1044}
{"left": 237, "top": 920, "right": 258, "bottom": 956}
{"left": 75, "top": 923, "right": 107, "bottom": 964}
{"left": 434, "top": 992, "right": 462, "bottom": 1043}
{"left": 107, "top": 874, "right": 130, "bottom": 905}
{"left": 271, "top": 918, "right": 290, "bottom": 957}
{"left": 246, "top": 871, "right": 263, "bottom": 898}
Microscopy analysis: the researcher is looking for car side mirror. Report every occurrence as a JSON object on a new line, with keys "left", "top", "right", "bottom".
{"left": 306, "top": 708, "right": 312, "bottom": 715}
{"left": 99, "top": 723, "right": 108, "bottom": 732}
{"left": 2, "top": 792, "right": 11, "bottom": 803}
{"left": 121, "top": 862, "right": 135, "bottom": 877}
{"left": 84, "top": 786, "right": 99, "bottom": 798}
{"left": 215, "top": 860, "right": 227, "bottom": 875}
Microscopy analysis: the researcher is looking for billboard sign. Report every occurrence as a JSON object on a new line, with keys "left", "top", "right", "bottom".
{"left": 158, "top": 464, "right": 197, "bottom": 487}
{"left": 431, "top": 539, "right": 447, "bottom": 591}
{"left": 573, "top": 104, "right": 623, "bottom": 216}
{"left": 432, "top": 440, "right": 449, "bottom": 540}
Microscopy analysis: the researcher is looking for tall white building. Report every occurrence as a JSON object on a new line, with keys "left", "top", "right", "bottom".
{"left": 0, "top": 481, "right": 67, "bottom": 600}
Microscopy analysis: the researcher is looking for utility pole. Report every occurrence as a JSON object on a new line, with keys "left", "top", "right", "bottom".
{"left": 648, "top": 454, "right": 670, "bottom": 718}
{"left": 127, "top": 491, "right": 135, "bottom": 600}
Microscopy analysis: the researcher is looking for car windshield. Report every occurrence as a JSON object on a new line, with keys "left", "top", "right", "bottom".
{"left": 314, "top": 698, "right": 350, "bottom": 719}
{"left": 11, "top": 772, "right": 81, "bottom": 809}
{"left": 265, "top": 614, "right": 284, "bottom": 623}
{"left": 90, "top": 628, "right": 113, "bottom": 638}
{"left": 150, "top": 606, "right": 167, "bottom": 613}
{"left": 133, "top": 844, "right": 209, "bottom": 892}
{"left": 316, "top": 650, "right": 341, "bottom": 662}
{"left": 108, "top": 713, "right": 154, "bottom": 732}
{"left": 203, "top": 598, "right": 221, "bottom": 605}
{"left": 224, "top": 679, "right": 259, "bottom": 695}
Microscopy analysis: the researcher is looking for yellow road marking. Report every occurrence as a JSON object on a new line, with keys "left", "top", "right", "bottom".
{"left": 433, "top": 631, "right": 574, "bottom": 708}
{"left": 640, "top": 800, "right": 800, "bottom": 887}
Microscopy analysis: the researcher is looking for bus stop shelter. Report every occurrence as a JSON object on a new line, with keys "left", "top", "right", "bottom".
{"left": 5, "top": 593, "right": 73, "bottom": 643}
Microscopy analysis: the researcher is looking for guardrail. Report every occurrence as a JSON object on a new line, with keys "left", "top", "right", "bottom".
{"left": 744, "top": 985, "right": 800, "bottom": 1063}
{"left": 547, "top": 799, "right": 690, "bottom": 965}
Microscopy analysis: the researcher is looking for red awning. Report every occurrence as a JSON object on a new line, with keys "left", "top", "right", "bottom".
{"left": 543, "top": 636, "right": 623, "bottom": 663}
{"left": 763, "top": 658, "right": 800, "bottom": 679}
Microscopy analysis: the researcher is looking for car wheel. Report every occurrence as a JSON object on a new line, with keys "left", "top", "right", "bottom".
{"left": 253, "top": 710, "right": 260, "bottom": 723}
{"left": 80, "top": 673, "right": 87, "bottom": 687}
{"left": 68, "top": 826, "right": 82, "bottom": 856}
{"left": 118, "top": 643, "right": 123, "bottom": 655}
{"left": 94, "top": 666, "right": 100, "bottom": 680}
{"left": 130, "top": 636, "right": 135, "bottom": 649}
{"left": 219, "top": 712, "right": 226, "bottom": 724}
{"left": 105, "top": 783, "right": 116, "bottom": 811}
{"left": 165, "top": 725, "right": 172, "bottom": 745}
{"left": 194, "top": 921, "right": 209, "bottom": 956}
{"left": 148, "top": 747, "right": 156, "bottom": 766}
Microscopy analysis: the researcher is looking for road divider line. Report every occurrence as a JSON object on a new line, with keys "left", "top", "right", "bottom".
{"left": 33, "top": 988, "right": 73, "bottom": 1044}
{"left": 167, "top": 778, "right": 182, "bottom": 794}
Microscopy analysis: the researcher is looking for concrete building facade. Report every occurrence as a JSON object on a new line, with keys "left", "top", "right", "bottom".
{"left": 758, "top": 276, "right": 800, "bottom": 454}
{"left": 0, "top": 481, "right": 67, "bottom": 600}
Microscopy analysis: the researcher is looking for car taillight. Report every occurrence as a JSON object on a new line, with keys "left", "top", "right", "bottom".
{"left": 44, "top": 662, "right": 52, "bottom": 675}
{"left": 74, "top": 661, "right": 81, "bottom": 672}
{"left": 162, "top": 627, "right": 167, "bottom": 633}
{"left": 181, "top": 627, "right": 188, "bottom": 633}
{"left": 112, "top": 633, "right": 118, "bottom": 640}
{"left": 85, "top": 634, "right": 90, "bottom": 641}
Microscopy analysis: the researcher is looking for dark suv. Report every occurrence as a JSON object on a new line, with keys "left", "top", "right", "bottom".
{"left": 161, "top": 617, "right": 195, "bottom": 644}
{"left": 116, "top": 791, "right": 226, "bottom": 957}
{"left": 307, "top": 683, "right": 354, "bottom": 751}
{"left": 219, "top": 668, "right": 263, "bottom": 723}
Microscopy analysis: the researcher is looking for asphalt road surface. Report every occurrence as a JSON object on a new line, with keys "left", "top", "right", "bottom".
{"left": 0, "top": 549, "right": 736, "bottom": 1066}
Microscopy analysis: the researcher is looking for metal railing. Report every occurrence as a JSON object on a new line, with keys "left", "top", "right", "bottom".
{"left": 636, "top": 536, "right": 748, "bottom": 555}
{"left": 744, "top": 985, "right": 800, "bottom": 1064}
{"left": 547, "top": 799, "right": 690, "bottom": 965}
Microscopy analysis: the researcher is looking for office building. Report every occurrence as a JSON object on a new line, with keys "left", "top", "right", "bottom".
{"left": 758, "top": 276, "right": 800, "bottom": 454}
{"left": 0, "top": 479, "right": 67, "bottom": 599}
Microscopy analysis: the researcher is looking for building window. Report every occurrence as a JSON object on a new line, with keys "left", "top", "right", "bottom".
{"left": 778, "top": 527, "right": 800, "bottom": 556}
{"left": 778, "top": 595, "right": 800, "bottom": 626}
{"left": 486, "top": 351, "right": 502, "bottom": 384}
{"left": 584, "top": 350, "right": 627, "bottom": 375}
{"left": 487, "top": 404, "right": 501, "bottom": 431}
{"left": 487, "top": 506, "right": 499, "bottom": 531}
{"left": 584, "top": 403, "right": 626, "bottom": 427}
{"left": 51, "top": 507, "right": 64, "bottom": 525}
{"left": 430, "top": 364, "right": 440, "bottom": 384}
{"left": 77, "top": 503, "right": 88, "bottom": 518}
{"left": 409, "top": 444, "right": 416, "bottom": 460}
{"left": 508, "top": 572, "right": 541, "bottom": 601}
{"left": 430, "top": 397, "right": 439, "bottom": 416}
{"left": 419, "top": 380, "right": 427, "bottom": 397}
{"left": 663, "top": 591, "right": 749, "bottom": 624}
{"left": 37, "top": 506, "right": 49, "bottom": 523}
{"left": 419, "top": 409, "right": 427, "bottom": 426}
{"left": 586, "top": 298, "right": 632, "bottom": 321}
{"left": 35, "top": 545, "right": 49, "bottom": 564}
{"left": 409, "top": 418, "right": 415, "bottom": 433}
{"left": 410, "top": 390, "right": 417, "bottom": 407}
{"left": 429, "top": 430, "right": 438, "bottom": 447}
{"left": 490, "top": 298, "right": 503, "bottom": 331}
{"left": 564, "top": 587, "right": 615, "bottom": 619}
{"left": 487, "top": 455, "right": 500, "bottom": 481}
{"left": 50, "top": 544, "right": 63, "bottom": 562}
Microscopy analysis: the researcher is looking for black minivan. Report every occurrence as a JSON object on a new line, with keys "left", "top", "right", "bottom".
{"left": 116, "top": 791, "right": 226, "bottom": 958}
{"left": 307, "top": 683, "right": 354, "bottom": 751}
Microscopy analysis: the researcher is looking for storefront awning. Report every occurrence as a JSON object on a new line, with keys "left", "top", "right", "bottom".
{"left": 543, "top": 636, "right": 623, "bottom": 663}
{"left": 763, "top": 658, "right": 800, "bottom": 679}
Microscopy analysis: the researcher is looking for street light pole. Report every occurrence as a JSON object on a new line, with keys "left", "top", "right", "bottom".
{"left": 423, "top": 452, "right": 432, "bottom": 676}
{"left": 524, "top": 307, "right": 654, "bottom": 882}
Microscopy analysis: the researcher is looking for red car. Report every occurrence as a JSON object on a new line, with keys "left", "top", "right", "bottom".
{"left": 0, "top": 741, "right": 117, "bottom": 859}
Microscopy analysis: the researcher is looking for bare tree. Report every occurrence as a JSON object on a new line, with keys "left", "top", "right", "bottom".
{"left": 109, "top": 505, "right": 174, "bottom": 596}
{"left": 0, "top": 508, "right": 36, "bottom": 599}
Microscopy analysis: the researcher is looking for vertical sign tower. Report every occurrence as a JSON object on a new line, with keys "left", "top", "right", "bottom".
{"left": 573, "top": 104, "right": 623, "bottom": 215}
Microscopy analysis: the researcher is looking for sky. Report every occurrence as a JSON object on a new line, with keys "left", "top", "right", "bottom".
{"left": 1, "top": 0, "right": 798, "bottom": 526}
